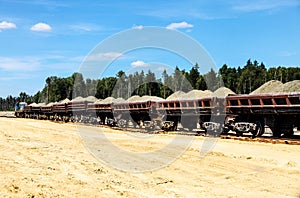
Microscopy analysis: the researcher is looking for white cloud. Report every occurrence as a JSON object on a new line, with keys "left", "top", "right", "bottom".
{"left": 132, "top": 25, "right": 143, "bottom": 30}
{"left": 0, "top": 21, "right": 17, "bottom": 32}
{"left": 233, "top": 0, "right": 300, "bottom": 12}
{"left": 85, "top": 52, "right": 123, "bottom": 61}
{"left": 0, "top": 74, "right": 34, "bottom": 81}
{"left": 166, "top": 21, "right": 193, "bottom": 30}
{"left": 70, "top": 23, "right": 101, "bottom": 32}
{"left": 70, "top": 56, "right": 85, "bottom": 62}
{"left": 0, "top": 55, "right": 69, "bottom": 72}
{"left": 141, "top": 7, "right": 227, "bottom": 20}
{"left": 0, "top": 56, "right": 39, "bottom": 71}
{"left": 279, "top": 51, "right": 296, "bottom": 57}
{"left": 30, "top": 22, "right": 52, "bottom": 32}
{"left": 156, "top": 66, "right": 168, "bottom": 72}
{"left": 70, "top": 25, "right": 92, "bottom": 32}
{"left": 2, "top": 0, "right": 69, "bottom": 7}
{"left": 131, "top": 60, "right": 148, "bottom": 68}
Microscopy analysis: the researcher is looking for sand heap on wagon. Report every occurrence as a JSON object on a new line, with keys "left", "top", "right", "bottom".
{"left": 183, "top": 90, "right": 212, "bottom": 99}
{"left": 212, "top": 87, "right": 236, "bottom": 97}
{"left": 250, "top": 80, "right": 300, "bottom": 95}
{"left": 250, "top": 80, "right": 283, "bottom": 95}
{"left": 127, "top": 95, "right": 164, "bottom": 102}
{"left": 166, "top": 91, "right": 186, "bottom": 100}
{"left": 96, "top": 97, "right": 126, "bottom": 104}
{"left": 274, "top": 80, "right": 300, "bottom": 93}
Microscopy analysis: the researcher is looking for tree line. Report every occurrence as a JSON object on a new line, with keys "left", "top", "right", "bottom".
{"left": 1, "top": 59, "right": 299, "bottom": 111}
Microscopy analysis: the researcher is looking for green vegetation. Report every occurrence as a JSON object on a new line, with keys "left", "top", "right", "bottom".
{"left": 1, "top": 59, "right": 299, "bottom": 111}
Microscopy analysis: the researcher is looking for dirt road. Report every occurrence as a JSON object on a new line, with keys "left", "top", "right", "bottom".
{"left": 0, "top": 117, "right": 299, "bottom": 197}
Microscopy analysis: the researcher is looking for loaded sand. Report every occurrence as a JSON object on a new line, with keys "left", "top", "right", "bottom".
{"left": 166, "top": 91, "right": 186, "bottom": 100}
{"left": 274, "top": 80, "right": 300, "bottom": 93}
{"left": 250, "top": 80, "right": 283, "bottom": 95}
{"left": 183, "top": 90, "right": 212, "bottom": 99}
{"left": 213, "top": 87, "right": 236, "bottom": 97}
{"left": 250, "top": 80, "right": 300, "bottom": 94}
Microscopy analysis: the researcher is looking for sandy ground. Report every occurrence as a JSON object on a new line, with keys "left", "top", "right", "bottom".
{"left": 0, "top": 117, "right": 300, "bottom": 197}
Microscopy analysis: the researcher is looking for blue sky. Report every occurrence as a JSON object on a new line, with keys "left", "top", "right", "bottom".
{"left": 0, "top": 0, "right": 299, "bottom": 97}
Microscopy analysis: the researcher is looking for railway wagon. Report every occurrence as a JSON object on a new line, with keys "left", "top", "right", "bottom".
{"left": 67, "top": 98, "right": 94, "bottom": 122}
{"left": 87, "top": 102, "right": 115, "bottom": 125}
{"left": 113, "top": 100, "right": 158, "bottom": 128}
{"left": 155, "top": 93, "right": 300, "bottom": 137}
{"left": 23, "top": 103, "right": 44, "bottom": 119}
{"left": 86, "top": 99, "right": 160, "bottom": 128}
{"left": 40, "top": 103, "right": 53, "bottom": 120}
{"left": 52, "top": 102, "right": 68, "bottom": 121}
{"left": 155, "top": 97, "right": 227, "bottom": 132}
{"left": 226, "top": 92, "right": 300, "bottom": 137}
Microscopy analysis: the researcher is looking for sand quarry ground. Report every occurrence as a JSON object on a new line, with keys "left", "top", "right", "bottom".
{"left": 0, "top": 117, "right": 300, "bottom": 197}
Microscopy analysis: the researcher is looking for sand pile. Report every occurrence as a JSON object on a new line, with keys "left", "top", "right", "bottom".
{"left": 71, "top": 96, "right": 84, "bottom": 102}
{"left": 166, "top": 88, "right": 236, "bottom": 100}
{"left": 98, "top": 97, "right": 115, "bottom": 104}
{"left": 59, "top": 98, "right": 70, "bottom": 104}
{"left": 274, "top": 80, "right": 300, "bottom": 93}
{"left": 251, "top": 80, "right": 300, "bottom": 94}
{"left": 29, "top": 103, "right": 45, "bottom": 107}
{"left": 45, "top": 102, "right": 57, "bottom": 107}
{"left": 28, "top": 103, "right": 37, "bottom": 107}
{"left": 183, "top": 90, "right": 212, "bottom": 99}
{"left": 85, "top": 96, "right": 98, "bottom": 102}
{"left": 166, "top": 91, "right": 186, "bottom": 100}
{"left": 127, "top": 95, "right": 164, "bottom": 102}
{"left": 97, "top": 97, "right": 126, "bottom": 104}
{"left": 114, "top": 98, "right": 126, "bottom": 103}
{"left": 213, "top": 87, "right": 236, "bottom": 97}
{"left": 94, "top": 99, "right": 103, "bottom": 104}
{"left": 140, "top": 95, "right": 164, "bottom": 102}
{"left": 127, "top": 95, "right": 141, "bottom": 102}
{"left": 250, "top": 80, "right": 283, "bottom": 95}
{"left": 70, "top": 96, "right": 98, "bottom": 102}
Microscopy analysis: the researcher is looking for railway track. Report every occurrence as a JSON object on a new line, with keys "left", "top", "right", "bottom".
{"left": 5, "top": 116, "right": 300, "bottom": 145}
{"left": 0, "top": 112, "right": 16, "bottom": 118}
{"left": 73, "top": 122, "right": 300, "bottom": 145}
{"left": 219, "top": 135, "right": 300, "bottom": 145}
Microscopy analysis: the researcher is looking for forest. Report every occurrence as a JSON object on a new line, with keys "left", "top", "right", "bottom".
{"left": 1, "top": 59, "right": 299, "bottom": 111}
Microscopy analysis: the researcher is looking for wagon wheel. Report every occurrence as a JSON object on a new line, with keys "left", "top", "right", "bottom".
{"left": 251, "top": 121, "right": 265, "bottom": 137}
{"left": 222, "top": 127, "right": 229, "bottom": 135}
{"left": 235, "top": 130, "right": 243, "bottom": 137}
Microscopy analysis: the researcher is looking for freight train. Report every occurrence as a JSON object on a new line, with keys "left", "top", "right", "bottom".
{"left": 15, "top": 92, "right": 300, "bottom": 137}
